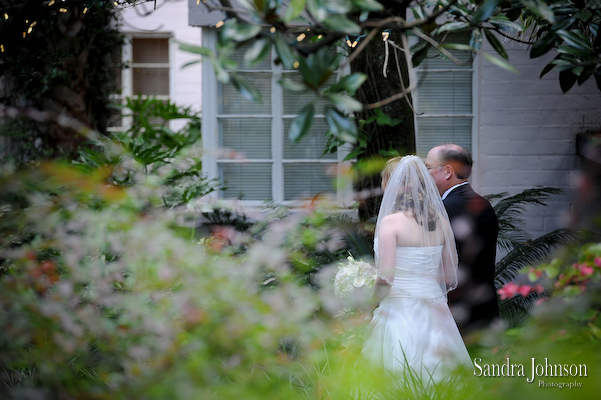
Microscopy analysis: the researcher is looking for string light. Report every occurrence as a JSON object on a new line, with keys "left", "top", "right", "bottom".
{"left": 270, "top": 27, "right": 276, "bottom": 33}
{"left": 296, "top": 33, "right": 306, "bottom": 42}
{"left": 48, "top": 0, "right": 55, "bottom": 6}
{"left": 317, "top": 35, "right": 323, "bottom": 39}
{"left": 83, "top": 7, "right": 88, "bottom": 14}
{"left": 293, "top": 61, "right": 299, "bottom": 69}
{"left": 59, "top": 8, "right": 67, "bottom": 12}
{"left": 4, "top": 13, "right": 9, "bottom": 20}
{"left": 215, "top": 20, "right": 224, "bottom": 28}
{"left": 382, "top": 31, "right": 389, "bottom": 41}
{"left": 197, "top": 0, "right": 200, "bottom": 4}
{"left": 1, "top": 45, "right": 4, "bottom": 53}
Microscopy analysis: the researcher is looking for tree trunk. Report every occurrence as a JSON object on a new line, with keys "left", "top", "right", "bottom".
{"left": 350, "top": 28, "right": 416, "bottom": 223}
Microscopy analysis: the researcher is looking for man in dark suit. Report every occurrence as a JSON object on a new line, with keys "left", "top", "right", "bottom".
{"left": 426, "top": 144, "right": 499, "bottom": 334}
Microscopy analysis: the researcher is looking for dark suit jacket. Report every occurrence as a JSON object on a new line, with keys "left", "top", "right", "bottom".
{"left": 443, "top": 183, "right": 499, "bottom": 333}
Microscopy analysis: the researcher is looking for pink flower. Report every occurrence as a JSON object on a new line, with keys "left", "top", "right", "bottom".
{"left": 533, "top": 285, "right": 545, "bottom": 294}
{"left": 497, "top": 282, "right": 520, "bottom": 300}
{"left": 594, "top": 257, "right": 601, "bottom": 268}
{"left": 517, "top": 285, "right": 532, "bottom": 297}
{"left": 578, "top": 263, "right": 594, "bottom": 277}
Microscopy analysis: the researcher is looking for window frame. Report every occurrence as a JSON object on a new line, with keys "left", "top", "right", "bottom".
{"left": 201, "top": 29, "right": 353, "bottom": 207}
{"left": 109, "top": 32, "right": 173, "bottom": 132}
{"left": 411, "top": 33, "right": 479, "bottom": 187}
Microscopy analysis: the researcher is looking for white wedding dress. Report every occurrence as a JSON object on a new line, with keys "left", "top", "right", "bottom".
{"left": 362, "top": 245, "right": 473, "bottom": 385}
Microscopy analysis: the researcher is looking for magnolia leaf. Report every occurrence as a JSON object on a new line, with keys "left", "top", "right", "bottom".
{"left": 352, "top": 0, "right": 384, "bottom": 12}
{"left": 434, "top": 21, "right": 470, "bottom": 34}
{"left": 530, "top": 33, "right": 557, "bottom": 58}
{"left": 325, "top": 107, "right": 357, "bottom": 143}
{"left": 289, "top": 103, "right": 315, "bottom": 144}
{"left": 472, "top": 0, "right": 502, "bottom": 23}
{"left": 244, "top": 38, "right": 271, "bottom": 67}
{"left": 578, "top": 65, "right": 595, "bottom": 85}
{"left": 221, "top": 20, "right": 262, "bottom": 42}
{"left": 177, "top": 41, "right": 214, "bottom": 57}
{"left": 283, "top": 0, "right": 307, "bottom": 22}
{"left": 559, "top": 69, "right": 578, "bottom": 93}
{"left": 325, "top": 93, "right": 363, "bottom": 113}
{"left": 556, "top": 30, "right": 594, "bottom": 52}
{"left": 325, "top": 73, "right": 367, "bottom": 95}
{"left": 489, "top": 18, "right": 524, "bottom": 33}
{"left": 274, "top": 34, "right": 296, "bottom": 69}
{"left": 521, "top": 0, "right": 555, "bottom": 23}
{"left": 484, "top": 29, "right": 508, "bottom": 60}
{"left": 594, "top": 68, "right": 601, "bottom": 91}
{"left": 322, "top": 15, "right": 361, "bottom": 34}
{"left": 279, "top": 77, "right": 309, "bottom": 92}
{"left": 470, "top": 29, "right": 483, "bottom": 50}
{"left": 481, "top": 51, "right": 519, "bottom": 74}
{"left": 557, "top": 45, "right": 593, "bottom": 57}
{"left": 231, "top": 73, "right": 262, "bottom": 102}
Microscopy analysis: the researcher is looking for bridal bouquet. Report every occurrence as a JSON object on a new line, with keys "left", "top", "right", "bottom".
{"left": 333, "top": 255, "right": 377, "bottom": 298}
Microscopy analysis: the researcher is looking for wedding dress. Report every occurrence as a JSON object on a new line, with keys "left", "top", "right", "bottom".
{"left": 360, "top": 155, "right": 474, "bottom": 388}
{"left": 362, "top": 245, "right": 473, "bottom": 384}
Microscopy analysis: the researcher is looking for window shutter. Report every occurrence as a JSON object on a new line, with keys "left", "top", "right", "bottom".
{"left": 415, "top": 33, "right": 473, "bottom": 157}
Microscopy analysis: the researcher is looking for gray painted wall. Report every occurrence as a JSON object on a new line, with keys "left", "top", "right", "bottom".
{"left": 476, "top": 40, "right": 601, "bottom": 240}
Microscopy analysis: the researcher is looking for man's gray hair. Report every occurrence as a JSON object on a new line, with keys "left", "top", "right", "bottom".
{"left": 438, "top": 144, "right": 473, "bottom": 179}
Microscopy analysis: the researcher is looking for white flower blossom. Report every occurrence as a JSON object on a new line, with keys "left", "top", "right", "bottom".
{"left": 333, "top": 255, "right": 376, "bottom": 298}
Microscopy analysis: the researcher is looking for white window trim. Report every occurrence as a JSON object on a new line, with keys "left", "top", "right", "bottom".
{"left": 201, "top": 29, "right": 353, "bottom": 208}
{"left": 410, "top": 34, "right": 479, "bottom": 187}
{"left": 108, "top": 33, "right": 173, "bottom": 132}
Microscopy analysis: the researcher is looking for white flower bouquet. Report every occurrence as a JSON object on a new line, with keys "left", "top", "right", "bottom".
{"left": 333, "top": 255, "right": 377, "bottom": 298}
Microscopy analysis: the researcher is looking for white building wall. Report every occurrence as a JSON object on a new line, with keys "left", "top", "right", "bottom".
{"left": 120, "top": 0, "right": 202, "bottom": 113}
{"left": 476, "top": 40, "right": 601, "bottom": 239}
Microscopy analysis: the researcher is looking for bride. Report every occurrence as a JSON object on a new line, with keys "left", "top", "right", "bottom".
{"left": 362, "top": 155, "right": 474, "bottom": 388}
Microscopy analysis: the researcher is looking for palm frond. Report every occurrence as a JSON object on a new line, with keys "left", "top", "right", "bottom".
{"left": 493, "top": 187, "right": 562, "bottom": 218}
{"left": 499, "top": 291, "right": 545, "bottom": 328}
{"left": 495, "top": 228, "right": 583, "bottom": 287}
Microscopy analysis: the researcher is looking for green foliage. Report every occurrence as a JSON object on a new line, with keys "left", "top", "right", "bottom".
{"left": 74, "top": 97, "right": 217, "bottom": 208}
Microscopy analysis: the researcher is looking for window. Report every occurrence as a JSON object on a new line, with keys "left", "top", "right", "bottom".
{"left": 202, "top": 31, "right": 352, "bottom": 206}
{"left": 413, "top": 33, "right": 474, "bottom": 157}
{"left": 109, "top": 34, "right": 172, "bottom": 130}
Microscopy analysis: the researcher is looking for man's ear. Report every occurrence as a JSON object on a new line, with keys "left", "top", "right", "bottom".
{"left": 443, "top": 164, "right": 454, "bottom": 180}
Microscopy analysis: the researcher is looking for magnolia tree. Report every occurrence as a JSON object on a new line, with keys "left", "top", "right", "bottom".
{"left": 183, "top": 0, "right": 601, "bottom": 145}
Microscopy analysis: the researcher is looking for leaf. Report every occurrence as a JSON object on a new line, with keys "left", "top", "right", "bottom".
{"left": 472, "top": 0, "right": 502, "bottom": 24}
{"left": 322, "top": 15, "right": 361, "bottom": 34}
{"left": 521, "top": 0, "right": 555, "bottom": 23}
{"left": 484, "top": 29, "right": 508, "bottom": 60}
{"left": 530, "top": 33, "right": 557, "bottom": 58}
{"left": 279, "top": 77, "right": 308, "bottom": 92}
{"left": 434, "top": 21, "right": 470, "bottom": 35}
{"left": 577, "top": 65, "right": 595, "bottom": 85}
{"left": 221, "top": 20, "right": 262, "bottom": 42}
{"left": 289, "top": 103, "right": 315, "bottom": 144}
{"left": 556, "top": 30, "right": 594, "bottom": 52}
{"left": 325, "top": 93, "right": 363, "bottom": 113}
{"left": 489, "top": 18, "right": 524, "bottom": 33}
{"left": 325, "top": 73, "right": 367, "bottom": 95}
{"left": 352, "top": 0, "right": 384, "bottom": 12}
{"left": 244, "top": 38, "right": 271, "bottom": 67}
{"left": 594, "top": 67, "right": 601, "bottom": 91}
{"left": 177, "top": 41, "right": 214, "bottom": 57}
{"left": 231, "top": 73, "right": 262, "bottom": 102}
{"left": 559, "top": 69, "right": 578, "bottom": 93}
{"left": 481, "top": 51, "right": 519, "bottom": 74}
{"left": 470, "top": 29, "right": 483, "bottom": 50}
{"left": 283, "top": 0, "right": 307, "bottom": 22}
{"left": 557, "top": 45, "right": 593, "bottom": 57}
{"left": 411, "top": 42, "right": 430, "bottom": 68}
{"left": 325, "top": 107, "right": 357, "bottom": 143}
{"left": 273, "top": 34, "right": 296, "bottom": 69}
{"left": 539, "top": 60, "right": 556, "bottom": 78}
